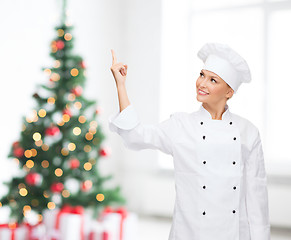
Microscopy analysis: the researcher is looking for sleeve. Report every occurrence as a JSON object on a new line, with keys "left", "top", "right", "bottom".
{"left": 245, "top": 129, "right": 271, "bottom": 240}
{"left": 108, "top": 104, "right": 175, "bottom": 156}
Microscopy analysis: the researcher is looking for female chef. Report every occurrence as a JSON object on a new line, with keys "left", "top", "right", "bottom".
{"left": 108, "top": 42, "right": 270, "bottom": 240}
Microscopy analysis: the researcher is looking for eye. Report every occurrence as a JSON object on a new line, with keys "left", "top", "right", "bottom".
{"left": 199, "top": 72, "right": 204, "bottom": 77}
{"left": 211, "top": 79, "right": 217, "bottom": 83}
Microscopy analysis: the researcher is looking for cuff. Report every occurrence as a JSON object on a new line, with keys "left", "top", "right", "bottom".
{"left": 108, "top": 104, "right": 140, "bottom": 132}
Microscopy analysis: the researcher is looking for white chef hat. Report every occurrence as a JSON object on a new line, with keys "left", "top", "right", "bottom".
{"left": 197, "top": 42, "right": 251, "bottom": 94}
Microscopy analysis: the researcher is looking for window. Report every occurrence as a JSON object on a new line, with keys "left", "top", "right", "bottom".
{"left": 159, "top": 0, "right": 291, "bottom": 169}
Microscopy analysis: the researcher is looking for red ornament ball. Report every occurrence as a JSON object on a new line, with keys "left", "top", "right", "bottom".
{"left": 81, "top": 180, "right": 92, "bottom": 192}
{"left": 95, "top": 106, "right": 102, "bottom": 115}
{"left": 50, "top": 182, "right": 64, "bottom": 193}
{"left": 79, "top": 61, "right": 86, "bottom": 69}
{"left": 71, "top": 86, "right": 83, "bottom": 97}
{"left": 13, "top": 147, "right": 24, "bottom": 158}
{"left": 99, "top": 147, "right": 110, "bottom": 157}
{"left": 56, "top": 40, "right": 65, "bottom": 50}
{"left": 45, "top": 126, "right": 60, "bottom": 136}
{"left": 12, "top": 141, "right": 20, "bottom": 148}
{"left": 25, "top": 172, "right": 41, "bottom": 186}
{"left": 69, "top": 158, "right": 80, "bottom": 169}
{"left": 63, "top": 109, "right": 72, "bottom": 117}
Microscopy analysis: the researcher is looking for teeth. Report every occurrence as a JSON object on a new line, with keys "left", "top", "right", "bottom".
{"left": 199, "top": 90, "right": 208, "bottom": 94}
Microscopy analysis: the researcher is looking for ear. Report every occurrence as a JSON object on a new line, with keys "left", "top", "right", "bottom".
{"left": 226, "top": 87, "right": 234, "bottom": 99}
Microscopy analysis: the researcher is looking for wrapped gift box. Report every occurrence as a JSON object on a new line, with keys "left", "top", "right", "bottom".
{"left": 89, "top": 207, "right": 138, "bottom": 240}
{"left": 43, "top": 205, "right": 86, "bottom": 240}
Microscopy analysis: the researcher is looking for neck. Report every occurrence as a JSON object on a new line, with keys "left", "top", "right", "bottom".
{"left": 202, "top": 102, "right": 227, "bottom": 120}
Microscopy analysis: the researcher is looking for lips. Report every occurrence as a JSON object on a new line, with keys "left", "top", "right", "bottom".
{"left": 198, "top": 89, "right": 209, "bottom": 94}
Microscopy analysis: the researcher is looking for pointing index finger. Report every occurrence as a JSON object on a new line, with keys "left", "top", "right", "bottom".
{"left": 111, "top": 49, "right": 117, "bottom": 65}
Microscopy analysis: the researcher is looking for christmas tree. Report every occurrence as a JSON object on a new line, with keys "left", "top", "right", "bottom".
{"left": 0, "top": 0, "right": 125, "bottom": 223}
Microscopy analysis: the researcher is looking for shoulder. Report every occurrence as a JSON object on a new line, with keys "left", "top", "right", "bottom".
{"left": 230, "top": 112, "right": 260, "bottom": 144}
{"left": 231, "top": 112, "right": 258, "bottom": 131}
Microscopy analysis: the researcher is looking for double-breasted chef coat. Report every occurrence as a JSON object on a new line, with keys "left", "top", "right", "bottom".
{"left": 108, "top": 103, "right": 270, "bottom": 240}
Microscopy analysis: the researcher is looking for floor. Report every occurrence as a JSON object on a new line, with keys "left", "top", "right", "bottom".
{"left": 138, "top": 215, "right": 291, "bottom": 240}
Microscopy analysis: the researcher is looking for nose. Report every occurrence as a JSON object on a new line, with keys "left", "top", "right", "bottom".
{"left": 199, "top": 78, "right": 207, "bottom": 88}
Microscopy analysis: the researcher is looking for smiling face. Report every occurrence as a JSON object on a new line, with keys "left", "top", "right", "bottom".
{"left": 196, "top": 69, "right": 234, "bottom": 104}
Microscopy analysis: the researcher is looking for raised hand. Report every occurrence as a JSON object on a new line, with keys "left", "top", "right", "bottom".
{"left": 110, "top": 49, "right": 128, "bottom": 86}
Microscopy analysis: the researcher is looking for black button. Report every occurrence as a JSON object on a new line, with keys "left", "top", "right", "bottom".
{"left": 203, "top": 185, "right": 206, "bottom": 189}
{"left": 203, "top": 136, "right": 206, "bottom": 140}
{"left": 203, "top": 161, "right": 206, "bottom": 164}
{"left": 233, "top": 186, "right": 236, "bottom": 190}
{"left": 229, "top": 122, "right": 232, "bottom": 125}
{"left": 200, "top": 121, "right": 203, "bottom": 125}
{"left": 233, "top": 210, "right": 236, "bottom": 214}
{"left": 233, "top": 161, "right": 236, "bottom": 165}
{"left": 203, "top": 211, "right": 206, "bottom": 215}
{"left": 233, "top": 137, "right": 236, "bottom": 140}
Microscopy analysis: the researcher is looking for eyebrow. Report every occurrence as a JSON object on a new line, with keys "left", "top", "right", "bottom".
{"left": 201, "top": 69, "right": 220, "bottom": 80}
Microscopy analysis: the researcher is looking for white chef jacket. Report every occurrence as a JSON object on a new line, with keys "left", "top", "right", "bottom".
{"left": 108, "top": 103, "right": 270, "bottom": 240}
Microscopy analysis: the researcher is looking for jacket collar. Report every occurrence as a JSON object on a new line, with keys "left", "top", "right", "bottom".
{"left": 198, "top": 103, "right": 231, "bottom": 121}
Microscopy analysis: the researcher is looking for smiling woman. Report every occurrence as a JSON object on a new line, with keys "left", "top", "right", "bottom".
{"left": 108, "top": 42, "right": 270, "bottom": 240}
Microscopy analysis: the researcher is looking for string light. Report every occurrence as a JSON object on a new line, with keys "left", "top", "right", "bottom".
{"left": 57, "top": 29, "right": 64, "bottom": 37}
{"left": 47, "top": 202, "right": 55, "bottom": 210}
{"left": 89, "top": 128, "right": 96, "bottom": 134}
{"left": 64, "top": 33, "right": 72, "bottom": 41}
{"left": 85, "top": 132, "right": 93, "bottom": 141}
{"left": 26, "top": 110, "right": 38, "bottom": 123}
{"left": 33, "top": 132, "right": 41, "bottom": 141}
{"left": 38, "top": 109, "right": 47, "bottom": 117}
{"left": 84, "top": 162, "right": 92, "bottom": 171}
{"left": 43, "top": 191, "right": 50, "bottom": 198}
{"left": 62, "top": 190, "right": 70, "bottom": 198}
{"left": 35, "top": 140, "right": 43, "bottom": 147}
{"left": 31, "top": 148, "right": 37, "bottom": 157}
{"left": 44, "top": 69, "right": 51, "bottom": 75}
{"left": 90, "top": 121, "right": 98, "bottom": 128}
{"left": 24, "top": 150, "right": 32, "bottom": 158}
{"left": 68, "top": 93, "right": 76, "bottom": 101}
{"left": 55, "top": 168, "right": 63, "bottom": 177}
{"left": 89, "top": 158, "right": 96, "bottom": 165}
{"left": 23, "top": 205, "right": 31, "bottom": 216}
{"left": 78, "top": 116, "right": 86, "bottom": 123}
{"left": 84, "top": 145, "right": 92, "bottom": 152}
{"left": 68, "top": 143, "right": 76, "bottom": 151}
{"left": 61, "top": 148, "right": 69, "bottom": 156}
{"left": 70, "top": 68, "right": 79, "bottom": 77}
{"left": 73, "top": 127, "right": 81, "bottom": 135}
{"left": 58, "top": 120, "right": 65, "bottom": 126}
{"left": 41, "top": 144, "right": 49, "bottom": 151}
{"left": 50, "top": 73, "right": 60, "bottom": 82}
{"left": 19, "top": 188, "right": 28, "bottom": 196}
{"left": 62, "top": 114, "right": 70, "bottom": 122}
{"left": 51, "top": 41, "right": 57, "bottom": 53}
{"left": 96, "top": 193, "right": 105, "bottom": 202}
{"left": 47, "top": 97, "right": 56, "bottom": 105}
{"left": 74, "top": 101, "right": 82, "bottom": 109}
{"left": 18, "top": 183, "right": 26, "bottom": 189}
{"left": 13, "top": 158, "right": 19, "bottom": 165}
{"left": 41, "top": 160, "right": 49, "bottom": 168}
{"left": 26, "top": 160, "right": 34, "bottom": 168}
{"left": 54, "top": 60, "right": 61, "bottom": 68}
